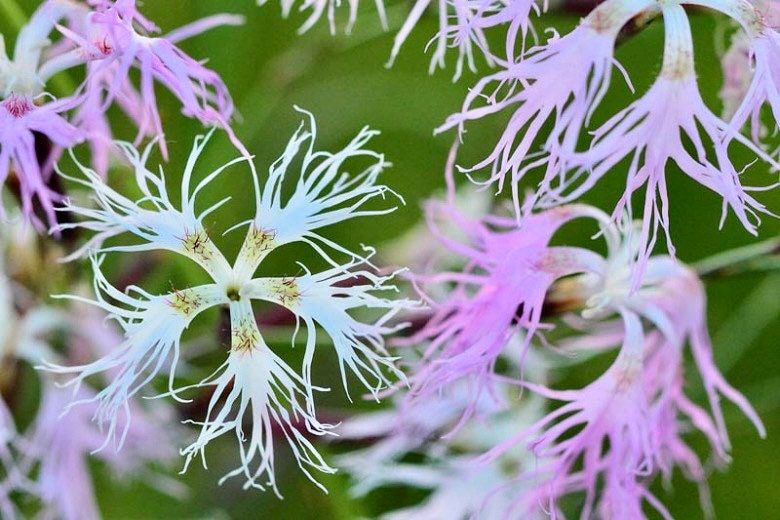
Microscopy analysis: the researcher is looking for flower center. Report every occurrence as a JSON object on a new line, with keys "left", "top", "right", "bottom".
{"left": 96, "top": 37, "right": 113, "bottom": 56}
{"left": 226, "top": 286, "right": 241, "bottom": 301}
{"left": 2, "top": 95, "right": 34, "bottom": 118}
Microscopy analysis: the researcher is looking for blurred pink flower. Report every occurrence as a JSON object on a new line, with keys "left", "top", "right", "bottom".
{"left": 0, "top": 95, "right": 82, "bottom": 228}
{"left": 399, "top": 202, "right": 615, "bottom": 423}
{"left": 25, "top": 380, "right": 181, "bottom": 520}
{"left": 64, "top": 2, "right": 244, "bottom": 158}
{"left": 393, "top": 198, "right": 764, "bottom": 516}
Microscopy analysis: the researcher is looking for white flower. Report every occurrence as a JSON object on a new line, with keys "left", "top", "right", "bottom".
{"left": 44, "top": 108, "right": 415, "bottom": 494}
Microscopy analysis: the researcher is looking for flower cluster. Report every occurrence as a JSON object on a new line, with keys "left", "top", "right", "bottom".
{"left": 0, "top": 0, "right": 773, "bottom": 516}
{"left": 432, "top": 0, "right": 780, "bottom": 275}
{"left": 46, "top": 109, "right": 416, "bottom": 495}
{"left": 0, "top": 0, "right": 242, "bottom": 228}
{"left": 265, "top": 0, "right": 780, "bottom": 279}
{"left": 352, "top": 202, "right": 765, "bottom": 517}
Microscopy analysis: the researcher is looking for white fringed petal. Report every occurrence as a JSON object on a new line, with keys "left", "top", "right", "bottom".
{"left": 244, "top": 259, "right": 415, "bottom": 402}
{"left": 42, "top": 258, "right": 225, "bottom": 449}
{"left": 56, "top": 132, "right": 243, "bottom": 283}
{"left": 236, "top": 107, "right": 400, "bottom": 277}
{"left": 50, "top": 111, "right": 411, "bottom": 494}
{"left": 180, "top": 300, "right": 335, "bottom": 496}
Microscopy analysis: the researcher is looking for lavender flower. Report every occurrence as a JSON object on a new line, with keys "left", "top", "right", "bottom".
{"left": 59, "top": 0, "right": 245, "bottom": 157}
{"left": 337, "top": 344, "right": 549, "bottom": 519}
{"left": 389, "top": 0, "right": 540, "bottom": 79}
{"left": 400, "top": 202, "right": 614, "bottom": 416}
{"left": 0, "top": 94, "right": 82, "bottom": 228}
{"left": 704, "top": 0, "right": 780, "bottom": 140}
{"left": 46, "top": 109, "right": 415, "bottom": 494}
{"left": 436, "top": 0, "right": 652, "bottom": 212}
{"left": 25, "top": 380, "right": 181, "bottom": 520}
{"left": 559, "top": 3, "right": 775, "bottom": 274}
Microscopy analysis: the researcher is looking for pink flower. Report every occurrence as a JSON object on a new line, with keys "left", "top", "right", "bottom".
{"left": 435, "top": 0, "right": 651, "bottom": 214}
{"left": 559, "top": 4, "right": 776, "bottom": 278}
{"left": 477, "top": 235, "right": 765, "bottom": 518}
{"left": 390, "top": 0, "right": 539, "bottom": 78}
{"left": 0, "top": 95, "right": 82, "bottom": 228}
{"left": 25, "top": 380, "right": 181, "bottom": 520}
{"left": 400, "top": 202, "right": 614, "bottom": 422}
{"left": 336, "top": 346, "right": 549, "bottom": 519}
{"left": 391, "top": 197, "right": 763, "bottom": 516}
{"left": 731, "top": 28, "right": 780, "bottom": 143}
{"left": 67, "top": 3, "right": 244, "bottom": 158}
{"left": 0, "top": 233, "right": 181, "bottom": 519}
{"left": 698, "top": 1, "right": 780, "bottom": 143}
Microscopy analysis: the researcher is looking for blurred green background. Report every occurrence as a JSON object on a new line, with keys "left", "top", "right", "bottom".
{"left": 4, "top": 1, "right": 780, "bottom": 518}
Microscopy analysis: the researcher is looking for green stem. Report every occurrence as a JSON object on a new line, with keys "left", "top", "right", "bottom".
{"left": 694, "top": 237, "right": 780, "bottom": 278}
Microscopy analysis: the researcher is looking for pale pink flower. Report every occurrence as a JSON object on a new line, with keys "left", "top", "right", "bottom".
{"left": 25, "top": 381, "right": 180, "bottom": 520}
{"left": 392, "top": 198, "right": 763, "bottom": 516}
{"left": 336, "top": 346, "right": 549, "bottom": 519}
{"left": 65, "top": 2, "right": 244, "bottom": 157}
{"left": 436, "top": 0, "right": 652, "bottom": 214}
{"left": 546, "top": 3, "right": 776, "bottom": 277}
{"left": 477, "top": 230, "right": 765, "bottom": 518}
{"left": 390, "top": 0, "right": 539, "bottom": 79}
{"left": 400, "top": 202, "right": 615, "bottom": 421}
{"left": 705, "top": 0, "right": 780, "bottom": 141}
{"left": 720, "top": 34, "right": 752, "bottom": 121}
{"left": 0, "top": 229, "right": 180, "bottom": 519}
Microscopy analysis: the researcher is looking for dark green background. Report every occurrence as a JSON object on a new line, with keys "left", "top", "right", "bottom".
{"left": 3, "top": 1, "right": 779, "bottom": 518}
